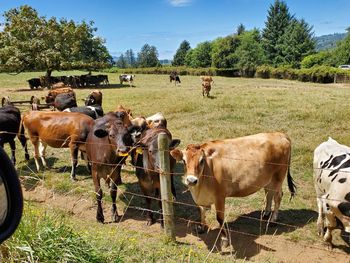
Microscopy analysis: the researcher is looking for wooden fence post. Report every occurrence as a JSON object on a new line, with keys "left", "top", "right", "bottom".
{"left": 158, "top": 132, "right": 176, "bottom": 240}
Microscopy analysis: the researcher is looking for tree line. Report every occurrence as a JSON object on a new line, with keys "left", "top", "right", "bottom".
{"left": 1, "top": 1, "right": 349, "bottom": 78}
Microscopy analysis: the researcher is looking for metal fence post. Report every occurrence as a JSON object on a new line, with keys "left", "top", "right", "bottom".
{"left": 158, "top": 132, "right": 175, "bottom": 240}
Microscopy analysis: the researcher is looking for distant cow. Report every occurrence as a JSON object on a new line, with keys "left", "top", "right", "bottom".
{"left": 170, "top": 132, "right": 296, "bottom": 249}
{"left": 23, "top": 111, "right": 94, "bottom": 180}
{"left": 169, "top": 73, "right": 181, "bottom": 85}
{"left": 313, "top": 137, "right": 350, "bottom": 247}
{"left": 45, "top": 87, "right": 74, "bottom": 104}
{"left": 84, "top": 90, "right": 103, "bottom": 106}
{"left": 200, "top": 76, "right": 213, "bottom": 97}
{"left": 119, "top": 74, "right": 135, "bottom": 87}
{"left": 27, "top": 78, "right": 42, "bottom": 89}
{"left": 54, "top": 91, "right": 77, "bottom": 111}
{"left": 86, "top": 110, "right": 135, "bottom": 223}
{"left": 0, "top": 105, "right": 29, "bottom": 164}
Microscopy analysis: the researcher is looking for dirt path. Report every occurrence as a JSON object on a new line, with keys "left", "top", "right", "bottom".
{"left": 23, "top": 184, "right": 349, "bottom": 263}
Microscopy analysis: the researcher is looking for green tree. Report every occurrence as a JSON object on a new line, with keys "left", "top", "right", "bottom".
{"left": 125, "top": 49, "right": 136, "bottom": 67}
{"left": 235, "top": 29, "right": 266, "bottom": 76}
{"left": 280, "top": 19, "right": 315, "bottom": 68}
{"left": 331, "top": 30, "right": 350, "bottom": 66}
{"left": 185, "top": 41, "right": 212, "bottom": 68}
{"left": 211, "top": 35, "right": 240, "bottom": 68}
{"left": 137, "top": 44, "right": 160, "bottom": 67}
{"left": 172, "top": 40, "right": 191, "bottom": 66}
{"left": 116, "top": 54, "right": 127, "bottom": 68}
{"left": 0, "top": 5, "right": 111, "bottom": 79}
{"left": 300, "top": 51, "right": 330, "bottom": 68}
{"left": 262, "top": 0, "right": 292, "bottom": 66}
{"left": 236, "top": 23, "right": 246, "bottom": 35}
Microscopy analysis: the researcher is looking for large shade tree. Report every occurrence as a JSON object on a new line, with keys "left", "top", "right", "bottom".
{"left": 0, "top": 5, "right": 111, "bottom": 80}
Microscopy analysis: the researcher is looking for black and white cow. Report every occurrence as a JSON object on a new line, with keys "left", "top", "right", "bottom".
{"left": 64, "top": 105, "right": 104, "bottom": 119}
{"left": 119, "top": 74, "right": 135, "bottom": 87}
{"left": 313, "top": 137, "right": 350, "bottom": 246}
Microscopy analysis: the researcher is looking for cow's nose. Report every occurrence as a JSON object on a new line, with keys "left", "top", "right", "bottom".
{"left": 116, "top": 147, "right": 129, "bottom": 157}
{"left": 186, "top": 175, "right": 198, "bottom": 186}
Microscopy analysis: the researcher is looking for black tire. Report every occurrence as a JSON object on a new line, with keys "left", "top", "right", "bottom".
{"left": 0, "top": 147, "right": 23, "bottom": 244}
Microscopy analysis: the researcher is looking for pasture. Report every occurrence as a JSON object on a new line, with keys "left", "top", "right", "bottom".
{"left": 1, "top": 71, "right": 350, "bottom": 262}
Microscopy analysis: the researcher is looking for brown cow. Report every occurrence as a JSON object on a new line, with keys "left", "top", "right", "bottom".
{"left": 22, "top": 111, "right": 94, "bottom": 180}
{"left": 170, "top": 132, "right": 296, "bottom": 249}
{"left": 131, "top": 122, "right": 180, "bottom": 226}
{"left": 84, "top": 90, "right": 103, "bottom": 106}
{"left": 45, "top": 87, "right": 74, "bottom": 104}
{"left": 200, "top": 76, "right": 213, "bottom": 97}
{"left": 86, "top": 111, "right": 135, "bottom": 223}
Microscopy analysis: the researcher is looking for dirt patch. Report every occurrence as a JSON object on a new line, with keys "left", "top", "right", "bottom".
{"left": 22, "top": 184, "right": 349, "bottom": 262}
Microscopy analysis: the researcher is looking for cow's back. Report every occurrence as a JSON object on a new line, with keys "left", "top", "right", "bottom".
{"left": 23, "top": 111, "right": 94, "bottom": 147}
{"left": 205, "top": 132, "right": 291, "bottom": 197}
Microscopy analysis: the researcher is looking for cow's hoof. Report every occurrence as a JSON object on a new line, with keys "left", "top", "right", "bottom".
{"left": 146, "top": 218, "right": 155, "bottom": 226}
{"left": 221, "top": 237, "right": 229, "bottom": 249}
{"left": 262, "top": 211, "right": 271, "bottom": 220}
{"left": 195, "top": 224, "right": 208, "bottom": 234}
{"left": 112, "top": 214, "right": 121, "bottom": 223}
{"left": 97, "top": 216, "right": 104, "bottom": 224}
{"left": 70, "top": 176, "right": 77, "bottom": 182}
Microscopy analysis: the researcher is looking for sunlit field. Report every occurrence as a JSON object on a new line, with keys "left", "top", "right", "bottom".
{"left": 1, "top": 72, "right": 350, "bottom": 262}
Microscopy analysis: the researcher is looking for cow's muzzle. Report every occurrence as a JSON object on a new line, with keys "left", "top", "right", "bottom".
{"left": 185, "top": 175, "right": 198, "bottom": 186}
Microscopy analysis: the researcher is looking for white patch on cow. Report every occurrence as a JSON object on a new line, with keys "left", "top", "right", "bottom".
{"left": 86, "top": 106, "right": 98, "bottom": 119}
{"left": 63, "top": 108, "right": 71, "bottom": 112}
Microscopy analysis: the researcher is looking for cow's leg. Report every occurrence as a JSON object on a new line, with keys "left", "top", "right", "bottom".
{"left": 215, "top": 197, "right": 229, "bottom": 249}
{"left": 324, "top": 212, "right": 337, "bottom": 248}
{"left": 92, "top": 168, "right": 104, "bottom": 223}
{"left": 155, "top": 188, "right": 164, "bottom": 228}
{"left": 69, "top": 143, "right": 79, "bottom": 181}
{"left": 31, "top": 138, "right": 41, "bottom": 171}
{"left": 9, "top": 140, "right": 16, "bottom": 165}
{"left": 316, "top": 197, "right": 325, "bottom": 236}
{"left": 170, "top": 175, "right": 177, "bottom": 200}
{"left": 196, "top": 206, "right": 208, "bottom": 234}
{"left": 138, "top": 176, "right": 155, "bottom": 225}
{"left": 263, "top": 188, "right": 274, "bottom": 220}
{"left": 38, "top": 141, "right": 48, "bottom": 168}
{"left": 110, "top": 166, "right": 122, "bottom": 222}
{"left": 271, "top": 188, "right": 282, "bottom": 222}
{"left": 18, "top": 125, "right": 29, "bottom": 161}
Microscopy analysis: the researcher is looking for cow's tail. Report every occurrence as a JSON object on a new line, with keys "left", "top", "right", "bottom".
{"left": 18, "top": 113, "right": 29, "bottom": 160}
{"left": 287, "top": 151, "right": 296, "bottom": 200}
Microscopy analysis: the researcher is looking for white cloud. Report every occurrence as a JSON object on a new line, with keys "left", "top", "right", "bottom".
{"left": 168, "top": 0, "right": 192, "bottom": 7}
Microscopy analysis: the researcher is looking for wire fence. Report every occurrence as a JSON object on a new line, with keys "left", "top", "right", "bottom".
{"left": 1, "top": 130, "right": 350, "bottom": 257}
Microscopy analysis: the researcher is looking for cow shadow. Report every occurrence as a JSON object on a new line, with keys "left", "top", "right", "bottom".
{"left": 174, "top": 208, "right": 318, "bottom": 259}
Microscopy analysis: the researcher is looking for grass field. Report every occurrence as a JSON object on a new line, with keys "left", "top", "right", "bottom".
{"left": 0, "top": 71, "right": 350, "bottom": 262}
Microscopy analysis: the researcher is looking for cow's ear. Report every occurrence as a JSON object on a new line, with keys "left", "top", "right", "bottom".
{"left": 94, "top": 129, "right": 108, "bottom": 138}
{"left": 169, "top": 139, "right": 181, "bottom": 150}
{"left": 205, "top": 148, "right": 217, "bottom": 159}
{"left": 170, "top": 149, "right": 183, "bottom": 162}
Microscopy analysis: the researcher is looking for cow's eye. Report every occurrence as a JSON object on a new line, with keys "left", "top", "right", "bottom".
{"left": 199, "top": 156, "right": 204, "bottom": 165}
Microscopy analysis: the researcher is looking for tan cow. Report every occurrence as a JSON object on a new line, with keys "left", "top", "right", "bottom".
{"left": 170, "top": 132, "right": 296, "bottom": 249}
{"left": 200, "top": 76, "right": 213, "bottom": 97}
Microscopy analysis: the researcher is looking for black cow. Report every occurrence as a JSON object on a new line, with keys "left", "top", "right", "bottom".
{"left": 27, "top": 78, "right": 42, "bottom": 89}
{"left": 54, "top": 92, "right": 77, "bottom": 111}
{"left": 64, "top": 105, "right": 104, "bottom": 119}
{"left": 0, "top": 105, "right": 29, "bottom": 164}
{"left": 169, "top": 73, "right": 181, "bottom": 85}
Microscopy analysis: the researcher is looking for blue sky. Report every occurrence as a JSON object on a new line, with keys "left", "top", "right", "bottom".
{"left": 1, "top": 0, "right": 349, "bottom": 59}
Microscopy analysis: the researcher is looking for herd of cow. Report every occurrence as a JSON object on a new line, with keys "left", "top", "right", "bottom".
{"left": 0, "top": 78, "right": 349, "bottom": 250}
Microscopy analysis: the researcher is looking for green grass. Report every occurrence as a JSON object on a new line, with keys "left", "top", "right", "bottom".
{"left": 1, "top": 72, "right": 350, "bottom": 261}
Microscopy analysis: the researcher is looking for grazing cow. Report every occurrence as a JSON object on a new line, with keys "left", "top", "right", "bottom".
{"left": 132, "top": 124, "right": 180, "bottom": 226}
{"left": 64, "top": 105, "right": 104, "bottom": 119}
{"left": 170, "top": 132, "right": 296, "bottom": 248}
{"left": 313, "top": 137, "right": 350, "bottom": 247}
{"left": 119, "top": 74, "right": 135, "bottom": 87}
{"left": 45, "top": 87, "right": 74, "bottom": 104}
{"left": 22, "top": 111, "right": 94, "bottom": 180}
{"left": 86, "top": 111, "right": 135, "bottom": 223}
{"left": 84, "top": 90, "right": 103, "bottom": 106}
{"left": 169, "top": 73, "right": 181, "bottom": 85}
{"left": 0, "top": 105, "right": 29, "bottom": 164}
{"left": 27, "top": 78, "right": 42, "bottom": 89}
{"left": 54, "top": 91, "right": 77, "bottom": 111}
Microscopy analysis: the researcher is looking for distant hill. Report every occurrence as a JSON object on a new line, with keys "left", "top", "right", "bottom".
{"left": 315, "top": 33, "right": 346, "bottom": 51}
